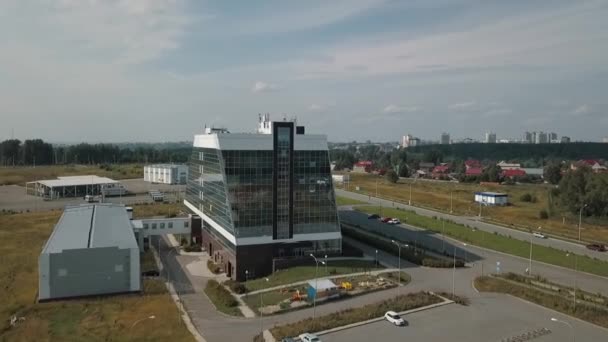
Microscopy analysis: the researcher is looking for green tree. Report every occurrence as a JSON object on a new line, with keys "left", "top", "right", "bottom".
{"left": 390, "top": 149, "right": 408, "bottom": 177}
{"left": 558, "top": 166, "right": 592, "bottom": 215}
{"left": 386, "top": 170, "right": 399, "bottom": 183}
{"left": 544, "top": 163, "right": 562, "bottom": 184}
{"left": 481, "top": 165, "right": 502, "bottom": 182}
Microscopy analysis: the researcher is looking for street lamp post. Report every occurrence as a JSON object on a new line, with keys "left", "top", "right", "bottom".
{"left": 165, "top": 248, "right": 180, "bottom": 323}
{"left": 409, "top": 183, "right": 412, "bottom": 205}
{"left": 391, "top": 240, "right": 407, "bottom": 295}
{"left": 452, "top": 244, "right": 457, "bottom": 297}
{"left": 130, "top": 315, "right": 156, "bottom": 329}
{"left": 551, "top": 318, "right": 575, "bottom": 342}
{"left": 310, "top": 254, "right": 326, "bottom": 321}
{"left": 375, "top": 250, "right": 378, "bottom": 267}
{"left": 450, "top": 191, "right": 453, "bottom": 213}
{"left": 578, "top": 204, "right": 587, "bottom": 242}
{"left": 442, "top": 220, "right": 446, "bottom": 253}
{"left": 567, "top": 253, "right": 578, "bottom": 311}
{"left": 259, "top": 277, "right": 269, "bottom": 336}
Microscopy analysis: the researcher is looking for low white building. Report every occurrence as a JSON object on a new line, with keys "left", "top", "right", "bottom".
{"left": 144, "top": 164, "right": 188, "bottom": 185}
{"left": 475, "top": 192, "right": 508, "bottom": 206}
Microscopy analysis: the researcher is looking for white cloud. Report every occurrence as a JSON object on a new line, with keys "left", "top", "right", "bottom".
{"left": 573, "top": 104, "right": 590, "bottom": 115}
{"left": 293, "top": 1, "right": 608, "bottom": 79}
{"left": 309, "top": 104, "right": 324, "bottom": 112}
{"left": 251, "top": 81, "right": 281, "bottom": 93}
{"left": 383, "top": 104, "right": 420, "bottom": 114}
{"left": 449, "top": 101, "right": 477, "bottom": 110}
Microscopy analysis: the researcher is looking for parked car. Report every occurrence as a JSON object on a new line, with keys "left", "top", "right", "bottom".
{"left": 532, "top": 232, "right": 546, "bottom": 239}
{"left": 380, "top": 217, "right": 392, "bottom": 223}
{"left": 368, "top": 214, "right": 380, "bottom": 219}
{"left": 388, "top": 218, "right": 401, "bottom": 224}
{"left": 280, "top": 338, "right": 295, "bottom": 342}
{"left": 298, "top": 333, "right": 321, "bottom": 342}
{"left": 384, "top": 311, "right": 406, "bottom": 326}
{"left": 586, "top": 244, "right": 607, "bottom": 252}
{"left": 141, "top": 270, "right": 160, "bottom": 277}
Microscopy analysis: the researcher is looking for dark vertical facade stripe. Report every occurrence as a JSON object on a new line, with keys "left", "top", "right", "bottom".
{"left": 272, "top": 122, "right": 294, "bottom": 240}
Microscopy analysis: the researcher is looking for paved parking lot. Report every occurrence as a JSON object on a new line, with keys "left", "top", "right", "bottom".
{"left": 322, "top": 295, "right": 607, "bottom": 342}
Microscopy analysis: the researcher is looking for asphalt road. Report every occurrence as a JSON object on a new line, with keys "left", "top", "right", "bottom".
{"left": 322, "top": 295, "right": 608, "bottom": 342}
{"left": 336, "top": 189, "right": 608, "bottom": 262}
{"left": 340, "top": 210, "right": 608, "bottom": 296}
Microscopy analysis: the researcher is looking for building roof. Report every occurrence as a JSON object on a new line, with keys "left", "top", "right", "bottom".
{"left": 502, "top": 169, "right": 526, "bottom": 177}
{"left": 308, "top": 279, "right": 337, "bottom": 291}
{"left": 193, "top": 132, "right": 329, "bottom": 151}
{"left": 465, "top": 159, "right": 481, "bottom": 167}
{"left": 29, "top": 175, "right": 118, "bottom": 188}
{"left": 354, "top": 161, "right": 373, "bottom": 167}
{"left": 419, "top": 162, "right": 435, "bottom": 168}
{"left": 41, "top": 203, "right": 138, "bottom": 254}
{"left": 465, "top": 167, "right": 483, "bottom": 176}
{"left": 145, "top": 164, "right": 187, "bottom": 169}
{"left": 433, "top": 165, "right": 450, "bottom": 173}
{"left": 475, "top": 191, "right": 508, "bottom": 197}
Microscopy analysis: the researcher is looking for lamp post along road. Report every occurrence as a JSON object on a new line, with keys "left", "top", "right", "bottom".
{"left": 259, "top": 278, "right": 269, "bottom": 336}
{"left": 567, "top": 253, "right": 578, "bottom": 311}
{"left": 391, "top": 240, "right": 407, "bottom": 295}
{"left": 578, "top": 204, "right": 587, "bottom": 242}
{"left": 409, "top": 183, "right": 412, "bottom": 205}
{"left": 310, "top": 254, "right": 325, "bottom": 321}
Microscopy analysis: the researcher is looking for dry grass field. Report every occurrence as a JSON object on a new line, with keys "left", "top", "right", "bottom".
{"left": 341, "top": 173, "right": 608, "bottom": 243}
{"left": 0, "top": 164, "right": 143, "bottom": 186}
{"left": 0, "top": 204, "right": 193, "bottom": 342}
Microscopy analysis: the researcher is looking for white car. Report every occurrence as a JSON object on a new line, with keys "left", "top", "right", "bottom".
{"left": 298, "top": 333, "right": 321, "bottom": 342}
{"left": 532, "top": 232, "right": 547, "bottom": 239}
{"left": 388, "top": 218, "right": 401, "bottom": 224}
{"left": 384, "top": 311, "right": 406, "bottom": 326}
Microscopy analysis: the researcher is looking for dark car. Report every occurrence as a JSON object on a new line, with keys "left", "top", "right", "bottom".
{"left": 142, "top": 270, "right": 160, "bottom": 277}
{"left": 368, "top": 214, "right": 380, "bottom": 219}
{"left": 586, "top": 244, "right": 607, "bottom": 252}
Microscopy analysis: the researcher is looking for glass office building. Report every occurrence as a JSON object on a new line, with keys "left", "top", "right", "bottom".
{"left": 184, "top": 116, "right": 341, "bottom": 280}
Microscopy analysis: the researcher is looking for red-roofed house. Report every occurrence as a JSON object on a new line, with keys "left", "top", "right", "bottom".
{"left": 465, "top": 159, "right": 481, "bottom": 170}
{"left": 353, "top": 161, "right": 373, "bottom": 173}
{"left": 571, "top": 159, "right": 607, "bottom": 173}
{"left": 432, "top": 165, "right": 451, "bottom": 179}
{"left": 465, "top": 167, "right": 483, "bottom": 176}
{"left": 502, "top": 169, "right": 526, "bottom": 178}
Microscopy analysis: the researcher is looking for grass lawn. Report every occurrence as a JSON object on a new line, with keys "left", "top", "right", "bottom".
{"left": 341, "top": 173, "right": 608, "bottom": 243}
{"left": 0, "top": 164, "right": 143, "bottom": 186}
{"left": 141, "top": 249, "right": 159, "bottom": 273}
{"left": 203, "top": 280, "right": 242, "bottom": 317}
{"left": 0, "top": 206, "right": 193, "bottom": 341}
{"left": 245, "top": 260, "right": 383, "bottom": 292}
{"left": 335, "top": 196, "right": 366, "bottom": 206}
{"left": 355, "top": 206, "right": 608, "bottom": 277}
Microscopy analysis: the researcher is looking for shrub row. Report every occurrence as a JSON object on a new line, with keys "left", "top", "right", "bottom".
{"left": 207, "top": 259, "right": 222, "bottom": 274}
{"left": 205, "top": 279, "right": 238, "bottom": 308}
{"left": 342, "top": 226, "right": 462, "bottom": 268}
{"left": 269, "top": 291, "right": 441, "bottom": 340}
{"left": 224, "top": 279, "right": 248, "bottom": 294}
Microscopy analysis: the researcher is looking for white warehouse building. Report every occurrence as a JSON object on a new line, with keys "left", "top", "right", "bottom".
{"left": 144, "top": 164, "right": 188, "bottom": 185}
{"left": 475, "top": 192, "right": 508, "bottom": 206}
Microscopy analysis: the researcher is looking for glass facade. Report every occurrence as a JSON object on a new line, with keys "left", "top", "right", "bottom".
{"left": 185, "top": 132, "right": 340, "bottom": 257}
{"left": 186, "top": 148, "right": 234, "bottom": 234}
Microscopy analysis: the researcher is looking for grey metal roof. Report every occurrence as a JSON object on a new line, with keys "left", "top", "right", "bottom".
{"left": 307, "top": 279, "right": 337, "bottom": 291}
{"left": 41, "top": 203, "right": 138, "bottom": 254}
{"left": 28, "top": 175, "right": 118, "bottom": 188}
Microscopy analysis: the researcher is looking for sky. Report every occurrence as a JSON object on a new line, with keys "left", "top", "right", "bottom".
{"left": 1, "top": 0, "right": 607, "bottom": 143}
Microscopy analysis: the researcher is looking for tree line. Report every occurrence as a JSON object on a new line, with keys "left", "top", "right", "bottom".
{"left": 407, "top": 142, "right": 608, "bottom": 162}
{"left": 0, "top": 139, "right": 192, "bottom": 166}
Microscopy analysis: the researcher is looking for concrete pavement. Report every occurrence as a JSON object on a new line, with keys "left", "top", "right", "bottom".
{"left": 336, "top": 189, "right": 608, "bottom": 262}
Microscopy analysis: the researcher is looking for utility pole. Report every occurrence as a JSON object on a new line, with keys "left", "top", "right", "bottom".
{"left": 409, "top": 183, "right": 412, "bottom": 205}
{"left": 578, "top": 204, "right": 587, "bottom": 242}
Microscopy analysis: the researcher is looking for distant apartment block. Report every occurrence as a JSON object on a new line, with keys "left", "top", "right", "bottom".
{"left": 440, "top": 132, "right": 450, "bottom": 145}
{"left": 401, "top": 134, "right": 420, "bottom": 148}
{"left": 603, "top": 137, "right": 608, "bottom": 143}
{"left": 534, "top": 131, "right": 548, "bottom": 144}
{"left": 144, "top": 164, "right": 188, "bottom": 185}
{"left": 485, "top": 132, "right": 497, "bottom": 143}
{"left": 561, "top": 136, "right": 571, "bottom": 143}
{"left": 523, "top": 131, "right": 533, "bottom": 144}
